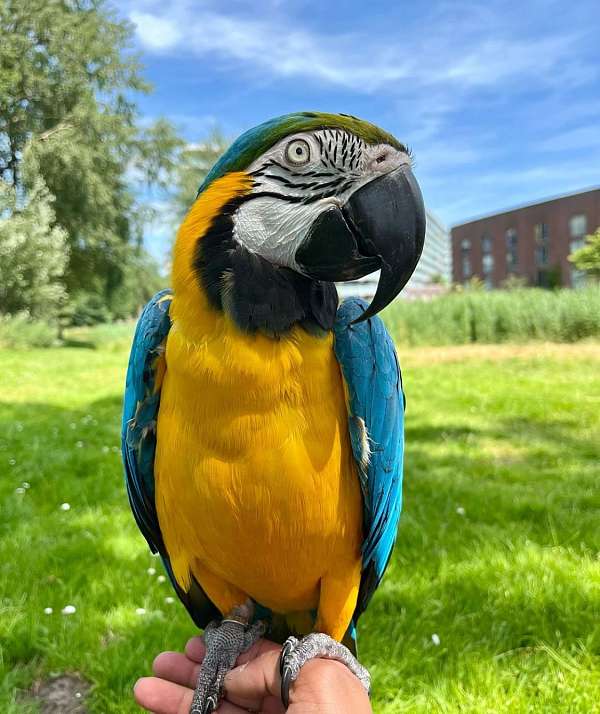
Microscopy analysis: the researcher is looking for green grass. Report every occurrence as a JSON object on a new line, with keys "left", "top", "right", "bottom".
{"left": 1, "top": 341, "right": 599, "bottom": 712}
{"left": 383, "top": 286, "right": 600, "bottom": 346}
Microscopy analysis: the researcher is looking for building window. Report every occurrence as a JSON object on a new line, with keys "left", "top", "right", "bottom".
{"left": 462, "top": 257, "right": 471, "bottom": 278}
{"left": 481, "top": 234, "right": 494, "bottom": 288}
{"left": 460, "top": 238, "right": 471, "bottom": 279}
{"left": 534, "top": 223, "right": 549, "bottom": 265}
{"left": 569, "top": 214, "right": 587, "bottom": 238}
{"left": 505, "top": 228, "right": 518, "bottom": 270}
{"left": 569, "top": 215, "right": 588, "bottom": 288}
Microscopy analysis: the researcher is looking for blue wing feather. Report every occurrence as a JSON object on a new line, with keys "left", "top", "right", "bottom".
{"left": 121, "top": 289, "right": 219, "bottom": 628}
{"left": 122, "top": 289, "right": 173, "bottom": 553}
{"left": 333, "top": 298, "right": 405, "bottom": 619}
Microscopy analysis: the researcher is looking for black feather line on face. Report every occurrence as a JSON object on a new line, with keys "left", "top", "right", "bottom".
{"left": 193, "top": 199, "right": 338, "bottom": 336}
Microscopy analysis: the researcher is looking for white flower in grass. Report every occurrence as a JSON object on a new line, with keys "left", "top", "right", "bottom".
{"left": 76, "top": 441, "right": 84, "bottom": 448}
{"left": 102, "top": 446, "right": 109, "bottom": 453}
{"left": 165, "top": 597, "right": 175, "bottom": 605}
{"left": 136, "top": 607, "right": 146, "bottom": 615}
{"left": 62, "top": 605, "right": 76, "bottom": 615}
{"left": 147, "top": 567, "right": 156, "bottom": 576}
{"left": 44, "top": 607, "right": 53, "bottom": 615}
{"left": 15, "top": 487, "right": 25, "bottom": 495}
{"left": 157, "top": 575, "right": 166, "bottom": 584}
{"left": 16, "top": 423, "right": 23, "bottom": 432}
{"left": 60, "top": 502, "right": 71, "bottom": 511}
{"left": 456, "top": 506, "right": 466, "bottom": 516}
{"left": 22, "top": 482, "right": 30, "bottom": 489}
{"left": 9, "top": 458, "right": 16, "bottom": 466}
{"left": 431, "top": 633, "right": 441, "bottom": 646}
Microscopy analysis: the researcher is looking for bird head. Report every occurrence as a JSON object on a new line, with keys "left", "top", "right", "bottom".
{"left": 179, "top": 112, "right": 425, "bottom": 332}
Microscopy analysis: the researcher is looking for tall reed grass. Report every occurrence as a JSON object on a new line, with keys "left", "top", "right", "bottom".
{"left": 383, "top": 286, "right": 600, "bottom": 345}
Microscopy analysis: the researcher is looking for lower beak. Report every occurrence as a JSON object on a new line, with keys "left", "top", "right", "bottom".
{"left": 295, "top": 166, "right": 426, "bottom": 321}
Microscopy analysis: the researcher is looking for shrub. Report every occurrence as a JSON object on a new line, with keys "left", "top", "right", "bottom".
{"left": 0, "top": 313, "right": 58, "bottom": 348}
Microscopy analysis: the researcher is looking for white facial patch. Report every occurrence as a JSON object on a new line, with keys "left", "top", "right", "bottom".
{"left": 231, "top": 128, "right": 411, "bottom": 270}
{"left": 232, "top": 195, "right": 341, "bottom": 271}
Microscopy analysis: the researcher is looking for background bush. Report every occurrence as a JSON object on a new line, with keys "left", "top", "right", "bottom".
{"left": 383, "top": 286, "right": 600, "bottom": 345}
{"left": 0, "top": 313, "right": 58, "bottom": 348}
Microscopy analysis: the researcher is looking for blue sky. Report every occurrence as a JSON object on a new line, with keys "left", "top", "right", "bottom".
{"left": 120, "top": 0, "right": 600, "bottom": 259}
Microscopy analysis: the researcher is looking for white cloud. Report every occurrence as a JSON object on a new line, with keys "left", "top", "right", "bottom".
{"left": 127, "top": 4, "right": 587, "bottom": 95}
{"left": 130, "top": 11, "right": 182, "bottom": 51}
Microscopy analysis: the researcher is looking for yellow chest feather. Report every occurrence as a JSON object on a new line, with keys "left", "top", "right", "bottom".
{"left": 155, "top": 313, "right": 363, "bottom": 613}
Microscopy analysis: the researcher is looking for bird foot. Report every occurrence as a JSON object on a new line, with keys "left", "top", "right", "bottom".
{"left": 190, "top": 616, "right": 266, "bottom": 714}
{"left": 278, "top": 632, "right": 370, "bottom": 708}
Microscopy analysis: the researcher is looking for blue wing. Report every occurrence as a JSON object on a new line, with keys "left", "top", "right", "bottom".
{"left": 333, "top": 298, "right": 405, "bottom": 619}
{"left": 121, "top": 289, "right": 218, "bottom": 628}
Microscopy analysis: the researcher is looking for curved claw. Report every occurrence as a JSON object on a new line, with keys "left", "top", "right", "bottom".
{"left": 279, "top": 638, "right": 296, "bottom": 677}
{"left": 280, "top": 665, "right": 293, "bottom": 709}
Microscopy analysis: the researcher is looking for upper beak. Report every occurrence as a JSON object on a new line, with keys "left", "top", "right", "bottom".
{"left": 295, "top": 165, "right": 426, "bottom": 322}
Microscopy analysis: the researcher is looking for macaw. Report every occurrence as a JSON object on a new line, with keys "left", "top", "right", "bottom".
{"left": 122, "top": 111, "right": 425, "bottom": 713}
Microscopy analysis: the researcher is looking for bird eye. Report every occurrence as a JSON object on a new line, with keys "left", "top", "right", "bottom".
{"left": 285, "top": 139, "right": 310, "bottom": 166}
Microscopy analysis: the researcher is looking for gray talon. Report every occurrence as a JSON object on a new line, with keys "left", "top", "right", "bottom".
{"left": 281, "top": 666, "right": 293, "bottom": 709}
{"left": 190, "top": 616, "right": 266, "bottom": 714}
{"left": 280, "top": 636, "right": 298, "bottom": 676}
{"left": 278, "top": 632, "right": 370, "bottom": 710}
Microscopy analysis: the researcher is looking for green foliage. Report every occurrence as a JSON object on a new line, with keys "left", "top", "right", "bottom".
{"left": 0, "top": 313, "right": 58, "bottom": 348}
{"left": 0, "top": 157, "right": 68, "bottom": 320}
{"left": 500, "top": 274, "right": 529, "bottom": 290}
{"left": 569, "top": 228, "right": 600, "bottom": 279}
{"left": 106, "top": 248, "right": 167, "bottom": 320}
{"left": 1, "top": 343, "right": 599, "bottom": 712}
{"left": 63, "top": 321, "right": 135, "bottom": 351}
{"left": 172, "top": 128, "right": 230, "bottom": 219}
{"left": 0, "top": 0, "right": 181, "bottom": 323}
{"left": 384, "top": 287, "right": 600, "bottom": 345}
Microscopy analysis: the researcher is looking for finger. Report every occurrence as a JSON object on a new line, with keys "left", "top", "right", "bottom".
{"left": 153, "top": 652, "right": 200, "bottom": 689}
{"left": 224, "top": 649, "right": 282, "bottom": 710}
{"left": 134, "top": 677, "right": 192, "bottom": 714}
{"left": 184, "top": 634, "right": 278, "bottom": 671}
{"left": 184, "top": 636, "right": 206, "bottom": 663}
{"left": 235, "top": 638, "right": 280, "bottom": 666}
{"left": 134, "top": 677, "right": 247, "bottom": 714}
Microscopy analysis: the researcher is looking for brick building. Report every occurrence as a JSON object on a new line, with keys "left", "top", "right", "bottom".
{"left": 451, "top": 187, "right": 600, "bottom": 288}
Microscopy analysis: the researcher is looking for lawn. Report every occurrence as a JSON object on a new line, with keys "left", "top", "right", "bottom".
{"left": 1, "top": 337, "right": 599, "bottom": 712}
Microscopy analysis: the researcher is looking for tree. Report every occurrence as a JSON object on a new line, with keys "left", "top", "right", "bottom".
{"left": 0, "top": 0, "right": 182, "bottom": 321}
{"left": 569, "top": 228, "right": 600, "bottom": 280}
{"left": 0, "top": 147, "right": 68, "bottom": 320}
{"left": 172, "top": 128, "right": 230, "bottom": 219}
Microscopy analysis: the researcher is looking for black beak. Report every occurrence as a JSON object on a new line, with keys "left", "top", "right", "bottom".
{"left": 295, "top": 166, "right": 426, "bottom": 322}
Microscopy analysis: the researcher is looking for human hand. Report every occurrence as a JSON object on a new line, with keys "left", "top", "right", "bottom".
{"left": 134, "top": 635, "right": 373, "bottom": 713}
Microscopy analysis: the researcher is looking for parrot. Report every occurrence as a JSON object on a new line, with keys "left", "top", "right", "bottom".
{"left": 122, "top": 111, "right": 425, "bottom": 713}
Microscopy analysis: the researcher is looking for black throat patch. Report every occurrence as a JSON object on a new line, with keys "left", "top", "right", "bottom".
{"left": 192, "top": 199, "right": 339, "bottom": 337}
